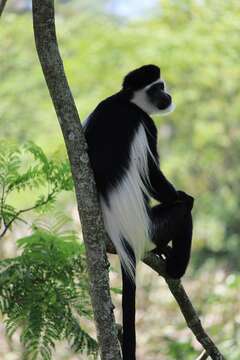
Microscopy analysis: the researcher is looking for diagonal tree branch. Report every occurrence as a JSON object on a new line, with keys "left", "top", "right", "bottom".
{"left": 143, "top": 252, "right": 225, "bottom": 360}
{"left": 31, "top": 1, "right": 121, "bottom": 359}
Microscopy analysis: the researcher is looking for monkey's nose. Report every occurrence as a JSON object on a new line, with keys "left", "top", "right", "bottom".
{"left": 158, "top": 93, "right": 172, "bottom": 110}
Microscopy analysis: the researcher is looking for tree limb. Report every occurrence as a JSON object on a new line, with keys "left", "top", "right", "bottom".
{"left": 31, "top": 1, "right": 121, "bottom": 359}
{"left": 143, "top": 252, "right": 225, "bottom": 360}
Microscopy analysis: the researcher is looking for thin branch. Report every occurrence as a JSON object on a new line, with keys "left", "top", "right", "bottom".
{"left": 31, "top": 1, "right": 121, "bottom": 359}
{"left": 0, "top": 0, "right": 8, "bottom": 17}
{"left": 0, "top": 192, "right": 55, "bottom": 239}
{"left": 143, "top": 252, "right": 225, "bottom": 360}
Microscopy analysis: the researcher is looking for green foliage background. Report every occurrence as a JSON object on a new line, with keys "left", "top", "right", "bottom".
{"left": 1, "top": 0, "right": 240, "bottom": 358}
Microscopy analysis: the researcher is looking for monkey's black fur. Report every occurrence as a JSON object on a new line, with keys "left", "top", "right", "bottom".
{"left": 123, "top": 64, "right": 160, "bottom": 90}
{"left": 84, "top": 65, "right": 194, "bottom": 360}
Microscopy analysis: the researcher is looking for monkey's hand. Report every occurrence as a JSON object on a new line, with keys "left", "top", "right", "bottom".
{"left": 176, "top": 190, "right": 194, "bottom": 211}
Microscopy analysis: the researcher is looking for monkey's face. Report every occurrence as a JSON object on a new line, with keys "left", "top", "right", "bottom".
{"left": 146, "top": 80, "right": 173, "bottom": 112}
{"left": 131, "top": 79, "right": 175, "bottom": 116}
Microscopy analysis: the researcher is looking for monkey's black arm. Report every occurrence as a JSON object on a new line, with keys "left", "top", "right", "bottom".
{"left": 147, "top": 155, "right": 179, "bottom": 204}
{"left": 141, "top": 112, "right": 179, "bottom": 204}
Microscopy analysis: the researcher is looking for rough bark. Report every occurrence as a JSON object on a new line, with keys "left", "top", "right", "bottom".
{"left": 31, "top": 1, "right": 121, "bottom": 359}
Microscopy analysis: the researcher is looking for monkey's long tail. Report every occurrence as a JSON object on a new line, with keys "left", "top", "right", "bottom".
{"left": 121, "top": 249, "right": 136, "bottom": 360}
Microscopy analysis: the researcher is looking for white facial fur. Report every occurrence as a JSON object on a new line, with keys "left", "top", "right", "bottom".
{"left": 130, "top": 79, "right": 175, "bottom": 115}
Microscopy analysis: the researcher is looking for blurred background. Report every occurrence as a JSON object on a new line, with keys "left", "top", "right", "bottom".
{"left": 1, "top": 0, "right": 240, "bottom": 359}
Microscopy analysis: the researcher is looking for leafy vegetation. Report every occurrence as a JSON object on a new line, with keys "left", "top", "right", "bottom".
{"left": 0, "top": 143, "right": 97, "bottom": 359}
{"left": 0, "top": 141, "right": 73, "bottom": 239}
{"left": 0, "top": 226, "right": 97, "bottom": 359}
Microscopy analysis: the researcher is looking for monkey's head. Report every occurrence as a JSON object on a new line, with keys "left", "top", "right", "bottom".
{"left": 122, "top": 64, "right": 174, "bottom": 115}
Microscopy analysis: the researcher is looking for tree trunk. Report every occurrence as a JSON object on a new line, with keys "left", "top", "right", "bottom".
{"left": 31, "top": 1, "right": 121, "bottom": 359}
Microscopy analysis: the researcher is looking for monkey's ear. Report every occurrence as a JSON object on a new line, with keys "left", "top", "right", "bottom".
{"left": 122, "top": 64, "right": 160, "bottom": 91}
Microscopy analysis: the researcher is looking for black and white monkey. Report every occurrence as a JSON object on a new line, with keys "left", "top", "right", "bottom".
{"left": 84, "top": 65, "right": 194, "bottom": 360}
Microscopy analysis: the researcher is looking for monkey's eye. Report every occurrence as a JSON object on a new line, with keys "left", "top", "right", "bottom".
{"left": 158, "top": 81, "right": 165, "bottom": 90}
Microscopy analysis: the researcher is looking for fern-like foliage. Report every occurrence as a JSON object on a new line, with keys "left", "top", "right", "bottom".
{"left": 0, "top": 141, "right": 73, "bottom": 238}
{"left": 0, "top": 142, "right": 98, "bottom": 358}
{"left": 0, "top": 225, "right": 98, "bottom": 359}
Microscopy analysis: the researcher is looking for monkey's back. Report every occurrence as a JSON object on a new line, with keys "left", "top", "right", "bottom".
{"left": 84, "top": 93, "right": 158, "bottom": 275}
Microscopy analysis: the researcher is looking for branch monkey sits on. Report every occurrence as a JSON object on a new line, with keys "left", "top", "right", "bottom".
{"left": 84, "top": 64, "right": 194, "bottom": 360}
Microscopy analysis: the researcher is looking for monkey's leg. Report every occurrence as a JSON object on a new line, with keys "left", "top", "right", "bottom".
{"left": 150, "top": 202, "right": 193, "bottom": 279}
{"left": 121, "top": 242, "right": 136, "bottom": 360}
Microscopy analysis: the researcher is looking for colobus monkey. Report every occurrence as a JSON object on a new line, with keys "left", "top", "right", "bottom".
{"left": 84, "top": 65, "right": 194, "bottom": 360}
